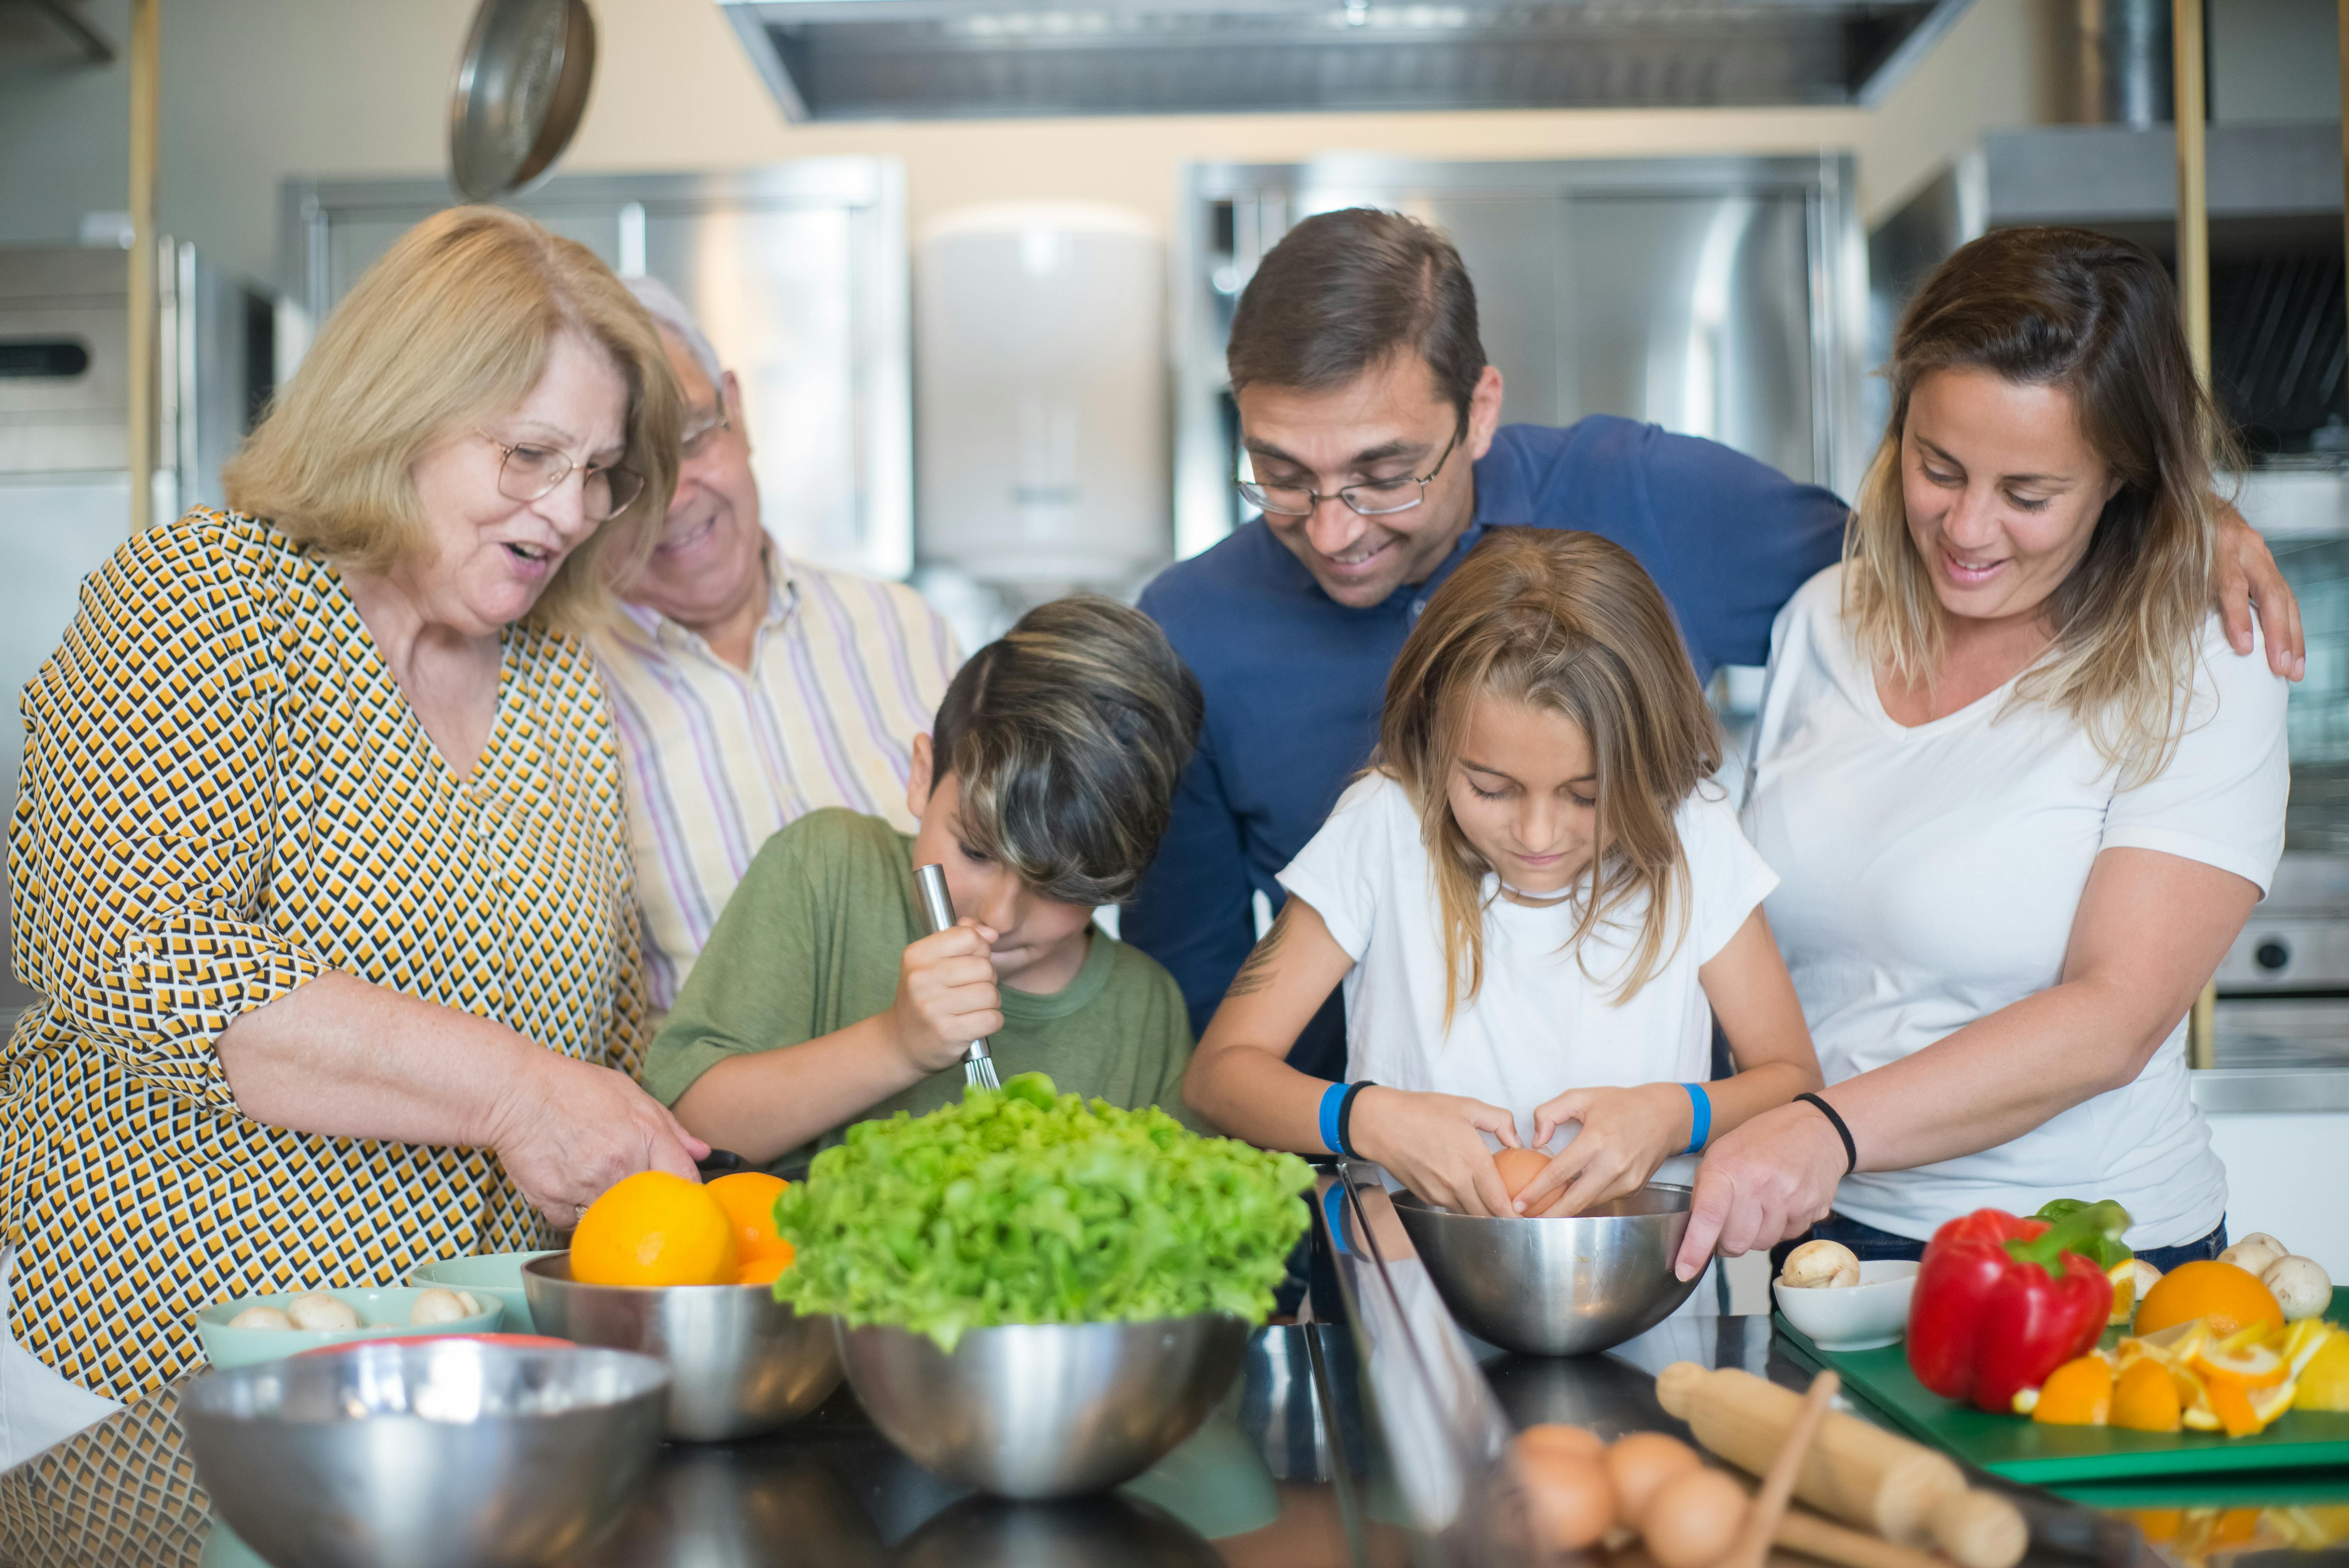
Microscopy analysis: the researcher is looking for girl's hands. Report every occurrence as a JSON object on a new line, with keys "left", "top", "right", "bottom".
{"left": 1514, "top": 1084, "right": 1691, "bottom": 1217}
{"left": 1347, "top": 1086, "right": 1522, "bottom": 1217}
{"left": 888, "top": 917, "right": 1003, "bottom": 1073}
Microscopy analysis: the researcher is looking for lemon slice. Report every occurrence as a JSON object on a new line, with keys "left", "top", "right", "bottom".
{"left": 2183, "top": 1405, "right": 2224, "bottom": 1431}
{"left": 2250, "top": 1380, "right": 2298, "bottom": 1428}
{"left": 2193, "top": 1341, "right": 2288, "bottom": 1389}
{"left": 2283, "top": 1319, "right": 2335, "bottom": 1378}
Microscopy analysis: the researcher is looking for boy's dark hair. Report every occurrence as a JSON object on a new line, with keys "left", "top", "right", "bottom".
{"left": 1227, "top": 208, "right": 1487, "bottom": 419}
{"left": 929, "top": 596, "right": 1204, "bottom": 907}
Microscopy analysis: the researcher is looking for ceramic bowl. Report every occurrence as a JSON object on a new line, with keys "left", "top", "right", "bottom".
{"left": 407, "top": 1250, "right": 559, "bottom": 1333}
{"left": 194, "top": 1285, "right": 502, "bottom": 1368}
{"left": 1772, "top": 1259, "right": 1919, "bottom": 1351}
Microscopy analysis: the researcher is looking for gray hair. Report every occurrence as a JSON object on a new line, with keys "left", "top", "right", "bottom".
{"left": 930, "top": 596, "right": 1204, "bottom": 908}
{"left": 623, "top": 275, "right": 724, "bottom": 393}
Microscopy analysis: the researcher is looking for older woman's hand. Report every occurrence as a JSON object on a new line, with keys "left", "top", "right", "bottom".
{"left": 1671, "top": 1100, "right": 1846, "bottom": 1280}
{"left": 485, "top": 1050, "right": 710, "bottom": 1227}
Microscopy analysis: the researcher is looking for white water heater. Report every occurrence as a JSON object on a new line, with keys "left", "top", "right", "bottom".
{"left": 915, "top": 203, "right": 1168, "bottom": 585}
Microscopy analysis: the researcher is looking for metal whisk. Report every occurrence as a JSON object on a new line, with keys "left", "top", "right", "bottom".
{"left": 912, "top": 862, "right": 1000, "bottom": 1091}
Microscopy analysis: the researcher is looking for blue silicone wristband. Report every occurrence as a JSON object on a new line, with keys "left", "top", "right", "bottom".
{"left": 1681, "top": 1083, "right": 1712, "bottom": 1156}
{"left": 1318, "top": 1081, "right": 1348, "bottom": 1157}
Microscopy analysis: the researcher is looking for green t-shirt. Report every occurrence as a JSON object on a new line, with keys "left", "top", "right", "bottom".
{"left": 641, "top": 807, "right": 1199, "bottom": 1170}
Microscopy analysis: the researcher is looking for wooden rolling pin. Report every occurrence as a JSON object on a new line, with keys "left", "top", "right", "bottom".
{"left": 1656, "top": 1363, "right": 2026, "bottom": 1568}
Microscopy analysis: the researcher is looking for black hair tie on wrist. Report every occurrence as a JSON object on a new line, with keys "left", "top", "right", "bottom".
{"left": 1794, "top": 1092, "right": 1858, "bottom": 1174}
{"left": 1336, "top": 1081, "right": 1377, "bottom": 1159}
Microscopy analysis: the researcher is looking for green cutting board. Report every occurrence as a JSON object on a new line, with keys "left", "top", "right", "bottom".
{"left": 1772, "top": 1288, "right": 2349, "bottom": 1485}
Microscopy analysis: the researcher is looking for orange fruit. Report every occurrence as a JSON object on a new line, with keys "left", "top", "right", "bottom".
{"left": 2133, "top": 1261, "right": 2283, "bottom": 1339}
{"left": 2112, "top": 1358, "right": 2182, "bottom": 1433}
{"left": 735, "top": 1251, "right": 793, "bottom": 1287}
{"left": 2031, "top": 1356, "right": 2114, "bottom": 1426}
{"left": 2127, "top": 1510, "right": 2183, "bottom": 1543}
{"left": 2204, "top": 1378, "right": 2263, "bottom": 1438}
{"left": 707, "top": 1171, "right": 794, "bottom": 1263}
{"left": 569, "top": 1171, "right": 739, "bottom": 1287}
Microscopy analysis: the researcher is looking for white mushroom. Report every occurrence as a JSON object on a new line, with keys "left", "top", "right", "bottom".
{"left": 227, "top": 1306, "right": 293, "bottom": 1331}
{"left": 2220, "top": 1232, "right": 2289, "bottom": 1277}
{"left": 2264, "top": 1255, "right": 2333, "bottom": 1322}
{"left": 285, "top": 1291, "right": 361, "bottom": 1331}
{"left": 1779, "top": 1239, "right": 1861, "bottom": 1289}
{"left": 409, "top": 1288, "right": 473, "bottom": 1326}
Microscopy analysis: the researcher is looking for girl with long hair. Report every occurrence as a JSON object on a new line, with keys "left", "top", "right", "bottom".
{"left": 1184, "top": 527, "right": 1821, "bottom": 1221}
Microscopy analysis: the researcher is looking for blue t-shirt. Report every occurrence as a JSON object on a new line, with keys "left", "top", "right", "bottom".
{"left": 1125, "top": 416, "right": 1847, "bottom": 1078}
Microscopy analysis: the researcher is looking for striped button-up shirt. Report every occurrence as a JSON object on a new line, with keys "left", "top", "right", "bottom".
{"left": 594, "top": 551, "right": 961, "bottom": 1009}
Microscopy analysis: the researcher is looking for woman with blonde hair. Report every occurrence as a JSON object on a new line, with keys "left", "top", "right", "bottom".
{"left": 1185, "top": 527, "right": 1821, "bottom": 1231}
{"left": 1676, "top": 226, "right": 2289, "bottom": 1280}
{"left": 0, "top": 206, "right": 705, "bottom": 1463}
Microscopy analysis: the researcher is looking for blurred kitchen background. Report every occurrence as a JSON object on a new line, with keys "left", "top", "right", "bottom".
{"left": 5, "top": 0, "right": 2349, "bottom": 1243}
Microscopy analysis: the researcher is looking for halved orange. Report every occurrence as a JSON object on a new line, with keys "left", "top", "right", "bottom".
{"left": 2031, "top": 1355, "right": 2114, "bottom": 1426}
{"left": 2112, "top": 1358, "right": 2182, "bottom": 1433}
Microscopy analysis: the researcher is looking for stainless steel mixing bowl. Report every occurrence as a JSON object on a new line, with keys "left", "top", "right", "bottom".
{"left": 521, "top": 1254, "right": 842, "bottom": 1442}
{"left": 1392, "top": 1182, "right": 1701, "bottom": 1355}
{"left": 837, "top": 1314, "right": 1252, "bottom": 1499}
{"left": 180, "top": 1339, "right": 668, "bottom": 1568}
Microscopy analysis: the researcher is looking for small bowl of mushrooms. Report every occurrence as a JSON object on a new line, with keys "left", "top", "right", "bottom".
{"left": 194, "top": 1285, "right": 503, "bottom": 1368}
{"left": 1770, "top": 1240, "right": 1918, "bottom": 1352}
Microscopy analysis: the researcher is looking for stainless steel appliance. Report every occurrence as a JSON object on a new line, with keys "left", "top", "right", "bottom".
{"left": 0, "top": 242, "right": 277, "bottom": 1011}
{"left": 715, "top": 0, "right": 1975, "bottom": 120}
{"left": 1176, "top": 154, "right": 1869, "bottom": 558}
{"left": 280, "top": 163, "right": 910, "bottom": 582}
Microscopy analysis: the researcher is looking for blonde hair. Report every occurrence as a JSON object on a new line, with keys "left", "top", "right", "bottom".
{"left": 223, "top": 206, "right": 680, "bottom": 634}
{"left": 1845, "top": 226, "right": 2228, "bottom": 784}
{"left": 1379, "top": 528, "right": 1721, "bottom": 1025}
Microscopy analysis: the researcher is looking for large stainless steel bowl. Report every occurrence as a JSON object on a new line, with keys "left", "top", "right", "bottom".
{"left": 1392, "top": 1182, "right": 1701, "bottom": 1356}
{"left": 180, "top": 1339, "right": 668, "bottom": 1568}
{"left": 521, "top": 1254, "right": 842, "bottom": 1442}
{"left": 838, "top": 1315, "right": 1251, "bottom": 1499}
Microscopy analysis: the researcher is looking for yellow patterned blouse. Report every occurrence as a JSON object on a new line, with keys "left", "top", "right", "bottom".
{"left": 3, "top": 508, "right": 646, "bottom": 1401}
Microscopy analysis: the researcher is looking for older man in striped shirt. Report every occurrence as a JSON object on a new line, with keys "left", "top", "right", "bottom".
{"left": 597, "top": 279, "right": 961, "bottom": 1011}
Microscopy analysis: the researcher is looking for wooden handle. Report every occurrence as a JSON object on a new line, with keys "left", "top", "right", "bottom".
{"left": 1721, "top": 1370, "right": 1840, "bottom": 1568}
{"left": 1654, "top": 1364, "right": 2025, "bottom": 1568}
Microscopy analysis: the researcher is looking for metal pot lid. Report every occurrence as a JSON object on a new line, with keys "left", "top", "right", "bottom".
{"left": 448, "top": 0, "right": 597, "bottom": 203}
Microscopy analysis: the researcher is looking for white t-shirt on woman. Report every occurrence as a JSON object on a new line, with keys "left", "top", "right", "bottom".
{"left": 1741, "top": 566, "right": 2289, "bottom": 1249}
{"left": 1278, "top": 772, "right": 1779, "bottom": 1184}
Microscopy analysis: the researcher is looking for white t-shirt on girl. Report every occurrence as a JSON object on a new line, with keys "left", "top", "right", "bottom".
{"left": 1742, "top": 565, "right": 2288, "bottom": 1250}
{"left": 1278, "top": 772, "right": 1779, "bottom": 1185}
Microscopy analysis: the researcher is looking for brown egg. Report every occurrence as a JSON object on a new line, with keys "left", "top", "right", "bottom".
{"left": 1640, "top": 1467, "right": 1750, "bottom": 1568}
{"left": 1603, "top": 1431, "right": 1702, "bottom": 1523}
{"left": 1513, "top": 1440, "right": 1617, "bottom": 1552}
{"left": 1516, "top": 1422, "right": 1606, "bottom": 1464}
{"left": 1494, "top": 1147, "right": 1566, "bottom": 1217}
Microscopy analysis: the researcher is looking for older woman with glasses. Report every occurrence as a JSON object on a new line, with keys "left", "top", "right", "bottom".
{"left": 0, "top": 206, "right": 707, "bottom": 1464}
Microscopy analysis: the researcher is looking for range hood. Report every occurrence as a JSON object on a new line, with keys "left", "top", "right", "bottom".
{"left": 717, "top": 0, "right": 1974, "bottom": 121}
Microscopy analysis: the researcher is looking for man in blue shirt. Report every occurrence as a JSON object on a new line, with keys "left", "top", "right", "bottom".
{"left": 1126, "top": 208, "right": 2302, "bottom": 1082}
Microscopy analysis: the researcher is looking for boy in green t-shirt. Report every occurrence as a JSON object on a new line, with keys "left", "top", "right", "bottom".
{"left": 642, "top": 596, "right": 1207, "bottom": 1171}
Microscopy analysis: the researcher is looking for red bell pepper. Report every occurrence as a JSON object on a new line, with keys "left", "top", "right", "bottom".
{"left": 1906, "top": 1201, "right": 2130, "bottom": 1414}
